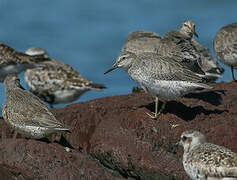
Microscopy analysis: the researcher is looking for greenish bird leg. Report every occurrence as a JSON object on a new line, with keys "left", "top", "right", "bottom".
{"left": 231, "top": 66, "right": 237, "bottom": 82}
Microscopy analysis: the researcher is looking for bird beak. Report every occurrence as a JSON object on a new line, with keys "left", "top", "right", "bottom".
{"left": 104, "top": 64, "right": 118, "bottom": 74}
{"left": 193, "top": 31, "right": 199, "bottom": 38}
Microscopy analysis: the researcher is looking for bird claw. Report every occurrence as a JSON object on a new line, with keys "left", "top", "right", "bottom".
{"left": 146, "top": 112, "right": 160, "bottom": 119}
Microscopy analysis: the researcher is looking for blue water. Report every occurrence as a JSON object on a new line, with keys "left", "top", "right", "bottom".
{"left": 0, "top": 0, "right": 236, "bottom": 109}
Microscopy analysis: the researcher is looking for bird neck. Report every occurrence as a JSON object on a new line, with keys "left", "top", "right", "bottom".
{"left": 179, "top": 29, "right": 192, "bottom": 39}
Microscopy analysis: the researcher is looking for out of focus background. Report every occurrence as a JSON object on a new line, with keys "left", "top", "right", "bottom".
{"left": 0, "top": 0, "right": 236, "bottom": 108}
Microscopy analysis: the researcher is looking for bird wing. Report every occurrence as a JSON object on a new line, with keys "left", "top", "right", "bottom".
{"left": 190, "top": 143, "right": 237, "bottom": 178}
{"left": 214, "top": 25, "right": 237, "bottom": 59}
{"left": 125, "top": 30, "right": 161, "bottom": 43}
{"left": 157, "top": 37, "right": 205, "bottom": 75}
{"left": 135, "top": 52, "right": 204, "bottom": 83}
{"left": 0, "top": 43, "right": 23, "bottom": 66}
{"left": 0, "top": 43, "right": 48, "bottom": 67}
{"left": 25, "top": 59, "right": 99, "bottom": 92}
{"left": 4, "top": 89, "right": 65, "bottom": 128}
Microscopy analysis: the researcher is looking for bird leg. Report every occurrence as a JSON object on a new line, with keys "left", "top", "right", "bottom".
{"left": 231, "top": 66, "right": 237, "bottom": 82}
{"left": 159, "top": 101, "right": 167, "bottom": 114}
{"left": 146, "top": 97, "right": 167, "bottom": 119}
{"left": 146, "top": 97, "right": 159, "bottom": 119}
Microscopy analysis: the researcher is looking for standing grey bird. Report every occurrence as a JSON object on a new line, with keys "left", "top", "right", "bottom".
{"left": 122, "top": 30, "right": 162, "bottom": 54}
{"left": 24, "top": 47, "right": 106, "bottom": 108}
{"left": 2, "top": 74, "right": 70, "bottom": 139}
{"left": 162, "top": 20, "right": 223, "bottom": 81}
{"left": 121, "top": 28, "right": 206, "bottom": 78}
{"left": 104, "top": 51, "right": 211, "bottom": 119}
{"left": 176, "top": 130, "right": 237, "bottom": 180}
{"left": 0, "top": 43, "right": 48, "bottom": 82}
{"left": 213, "top": 23, "right": 237, "bottom": 82}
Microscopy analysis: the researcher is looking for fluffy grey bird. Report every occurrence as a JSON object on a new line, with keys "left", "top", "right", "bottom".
{"left": 2, "top": 74, "right": 70, "bottom": 139}
{"left": 176, "top": 130, "right": 237, "bottom": 180}
{"left": 122, "top": 30, "right": 161, "bottom": 54}
{"left": 213, "top": 23, "right": 237, "bottom": 82}
{"left": 162, "top": 20, "right": 223, "bottom": 81}
{"left": 105, "top": 51, "right": 211, "bottom": 119}
{"left": 24, "top": 47, "right": 106, "bottom": 108}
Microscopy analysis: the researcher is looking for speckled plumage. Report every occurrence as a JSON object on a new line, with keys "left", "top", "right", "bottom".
{"left": 0, "top": 43, "right": 48, "bottom": 82}
{"left": 191, "top": 38, "right": 224, "bottom": 77}
{"left": 124, "top": 52, "right": 211, "bottom": 98}
{"left": 122, "top": 30, "right": 162, "bottom": 54}
{"left": 2, "top": 74, "right": 70, "bottom": 139}
{"left": 179, "top": 130, "right": 237, "bottom": 180}
{"left": 24, "top": 47, "right": 106, "bottom": 106}
{"left": 162, "top": 20, "right": 223, "bottom": 81}
{"left": 105, "top": 51, "right": 211, "bottom": 118}
{"left": 213, "top": 23, "right": 237, "bottom": 81}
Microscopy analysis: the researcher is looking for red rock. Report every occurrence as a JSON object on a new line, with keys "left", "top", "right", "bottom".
{"left": 0, "top": 82, "right": 236, "bottom": 179}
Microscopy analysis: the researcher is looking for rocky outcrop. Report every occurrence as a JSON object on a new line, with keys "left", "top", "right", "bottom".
{"left": 0, "top": 82, "right": 236, "bottom": 179}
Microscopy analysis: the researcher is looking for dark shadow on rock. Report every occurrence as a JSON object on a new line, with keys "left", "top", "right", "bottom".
{"left": 36, "top": 137, "right": 51, "bottom": 143}
{"left": 184, "top": 90, "right": 226, "bottom": 106}
{"left": 143, "top": 100, "right": 227, "bottom": 121}
{"left": 57, "top": 136, "right": 74, "bottom": 149}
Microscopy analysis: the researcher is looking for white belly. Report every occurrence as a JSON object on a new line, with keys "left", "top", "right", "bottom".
{"left": 138, "top": 80, "right": 204, "bottom": 100}
{"left": 53, "top": 89, "right": 88, "bottom": 104}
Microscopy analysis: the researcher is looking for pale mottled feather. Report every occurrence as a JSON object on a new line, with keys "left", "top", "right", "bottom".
{"left": 213, "top": 23, "right": 237, "bottom": 67}
{"left": 129, "top": 52, "right": 207, "bottom": 83}
{"left": 179, "top": 130, "right": 237, "bottom": 179}
{"left": 122, "top": 30, "right": 161, "bottom": 54}
{"left": 24, "top": 47, "right": 105, "bottom": 105}
{"left": 2, "top": 74, "right": 70, "bottom": 139}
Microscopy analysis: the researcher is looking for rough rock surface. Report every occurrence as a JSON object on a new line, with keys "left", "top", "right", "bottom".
{"left": 0, "top": 82, "right": 236, "bottom": 180}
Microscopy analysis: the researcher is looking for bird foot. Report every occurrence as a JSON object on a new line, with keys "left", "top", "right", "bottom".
{"left": 146, "top": 112, "right": 160, "bottom": 119}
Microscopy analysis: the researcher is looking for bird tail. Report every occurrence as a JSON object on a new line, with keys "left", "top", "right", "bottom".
{"left": 53, "top": 126, "right": 71, "bottom": 132}
{"left": 194, "top": 82, "right": 212, "bottom": 90}
{"left": 204, "top": 72, "right": 222, "bottom": 79}
{"left": 89, "top": 83, "right": 106, "bottom": 90}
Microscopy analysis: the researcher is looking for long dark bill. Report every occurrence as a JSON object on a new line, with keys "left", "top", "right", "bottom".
{"left": 104, "top": 64, "right": 118, "bottom": 74}
{"left": 193, "top": 31, "right": 199, "bottom": 38}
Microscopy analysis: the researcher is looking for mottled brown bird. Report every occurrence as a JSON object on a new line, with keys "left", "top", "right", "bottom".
{"left": 0, "top": 43, "right": 48, "bottom": 82}
{"left": 24, "top": 47, "right": 106, "bottom": 107}
{"left": 2, "top": 74, "right": 70, "bottom": 139}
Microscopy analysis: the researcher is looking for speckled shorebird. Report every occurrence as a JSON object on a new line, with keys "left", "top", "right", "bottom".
{"left": 176, "top": 130, "right": 237, "bottom": 180}
{"left": 213, "top": 23, "right": 237, "bottom": 82}
{"left": 122, "top": 30, "right": 161, "bottom": 54}
{"left": 120, "top": 29, "right": 206, "bottom": 78}
{"left": 191, "top": 38, "right": 225, "bottom": 80}
{"left": 0, "top": 43, "right": 48, "bottom": 82}
{"left": 24, "top": 47, "right": 106, "bottom": 108}
{"left": 104, "top": 51, "right": 211, "bottom": 119}
{"left": 2, "top": 74, "right": 70, "bottom": 139}
{"left": 162, "top": 20, "right": 223, "bottom": 81}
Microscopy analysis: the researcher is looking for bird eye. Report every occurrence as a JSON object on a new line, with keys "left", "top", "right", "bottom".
{"left": 181, "top": 136, "right": 187, "bottom": 141}
{"left": 121, "top": 56, "right": 126, "bottom": 60}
